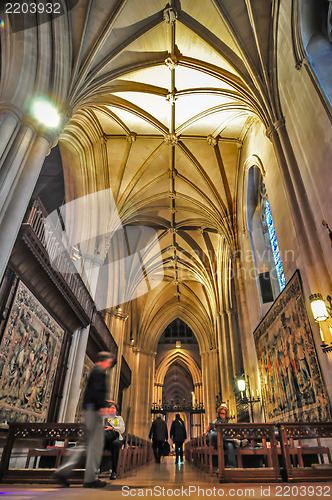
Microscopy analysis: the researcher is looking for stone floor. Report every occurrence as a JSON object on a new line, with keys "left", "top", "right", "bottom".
{"left": 0, "top": 457, "right": 331, "bottom": 499}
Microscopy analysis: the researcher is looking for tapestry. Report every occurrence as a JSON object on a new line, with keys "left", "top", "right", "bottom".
{"left": 0, "top": 281, "right": 64, "bottom": 423}
{"left": 74, "top": 354, "right": 94, "bottom": 422}
{"left": 254, "top": 270, "right": 331, "bottom": 422}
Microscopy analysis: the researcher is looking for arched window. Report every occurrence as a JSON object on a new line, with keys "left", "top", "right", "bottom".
{"left": 247, "top": 166, "right": 285, "bottom": 313}
{"left": 263, "top": 199, "right": 286, "bottom": 292}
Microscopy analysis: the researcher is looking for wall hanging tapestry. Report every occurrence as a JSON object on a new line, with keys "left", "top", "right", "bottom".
{"left": 254, "top": 270, "right": 331, "bottom": 422}
{"left": 0, "top": 281, "right": 64, "bottom": 422}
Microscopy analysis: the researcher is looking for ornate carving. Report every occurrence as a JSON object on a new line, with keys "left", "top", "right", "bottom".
{"left": 165, "top": 56, "right": 178, "bottom": 70}
{"left": 207, "top": 135, "right": 217, "bottom": 146}
{"left": 163, "top": 4, "right": 178, "bottom": 24}
{"left": 126, "top": 132, "right": 137, "bottom": 144}
{"left": 168, "top": 168, "right": 177, "bottom": 177}
{"left": 166, "top": 91, "right": 177, "bottom": 104}
{"left": 165, "top": 133, "right": 178, "bottom": 145}
{"left": 11, "top": 423, "right": 85, "bottom": 440}
{"left": 215, "top": 423, "right": 274, "bottom": 440}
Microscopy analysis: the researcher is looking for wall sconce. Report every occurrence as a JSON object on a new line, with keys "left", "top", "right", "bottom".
{"left": 130, "top": 337, "right": 135, "bottom": 346}
{"left": 175, "top": 340, "right": 181, "bottom": 348}
{"left": 309, "top": 294, "right": 329, "bottom": 322}
{"left": 309, "top": 294, "right": 332, "bottom": 353}
{"left": 113, "top": 305, "right": 128, "bottom": 321}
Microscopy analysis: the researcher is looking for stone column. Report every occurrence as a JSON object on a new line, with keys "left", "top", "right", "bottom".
{"left": 0, "top": 110, "right": 20, "bottom": 159}
{"left": 217, "top": 312, "right": 234, "bottom": 405}
{"left": 106, "top": 311, "right": 128, "bottom": 402}
{"left": 201, "top": 349, "right": 219, "bottom": 424}
{"left": 233, "top": 254, "right": 263, "bottom": 421}
{"left": 130, "top": 348, "right": 155, "bottom": 438}
{"left": 57, "top": 326, "right": 90, "bottom": 422}
{"left": 0, "top": 115, "right": 55, "bottom": 283}
{"left": 266, "top": 120, "right": 331, "bottom": 292}
{"left": 226, "top": 309, "right": 241, "bottom": 377}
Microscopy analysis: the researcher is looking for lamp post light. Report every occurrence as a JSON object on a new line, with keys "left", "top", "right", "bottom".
{"left": 237, "top": 375, "right": 260, "bottom": 422}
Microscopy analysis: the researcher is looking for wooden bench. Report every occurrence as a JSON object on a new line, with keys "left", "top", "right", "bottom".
{"left": 278, "top": 422, "right": 332, "bottom": 482}
{"left": 215, "top": 423, "right": 281, "bottom": 483}
{"left": 0, "top": 423, "right": 152, "bottom": 484}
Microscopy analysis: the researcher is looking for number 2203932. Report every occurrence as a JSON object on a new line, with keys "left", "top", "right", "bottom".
{"left": 5, "top": 3, "right": 61, "bottom": 14}
{"left": 275, "top": 485, "right": 331, "bottom": 496}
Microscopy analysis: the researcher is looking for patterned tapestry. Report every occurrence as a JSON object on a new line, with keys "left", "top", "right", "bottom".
{"left": 74, "top": 354, "right": 94, "bottom": 422}
{"left": 254, "top": 270, "right": 331, "bottom": 423}
{"left": 0, "top": 281, "right": 64, "bottom": 423}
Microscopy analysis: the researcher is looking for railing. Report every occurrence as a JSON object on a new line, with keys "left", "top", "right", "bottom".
{"left": 21, "top": 198, "right": 118, "bottom": 352}
{"left": 151, "top": 402, "right": 204, "bottom": 413}
{"left": 23, "top": 198, "right": 95, "bottom": 320}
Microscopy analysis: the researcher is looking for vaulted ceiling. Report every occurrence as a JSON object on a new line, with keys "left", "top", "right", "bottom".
{"left": 56, "top": 0, "right": 277, "bottom": 350}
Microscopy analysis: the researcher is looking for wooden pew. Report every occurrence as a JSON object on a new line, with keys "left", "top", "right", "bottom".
{"left": 278, "top": 422, "right": 332, "bottom": 482}
{"left": 215, "top": 423, "right": 281, "bottom": 483}
{"left": 0, "top": 423, "right": 151, "bottom": 484}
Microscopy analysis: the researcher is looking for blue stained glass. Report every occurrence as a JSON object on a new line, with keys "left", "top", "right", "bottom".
{"left": 264, "top": 200, "right": 286, "bottom": 291}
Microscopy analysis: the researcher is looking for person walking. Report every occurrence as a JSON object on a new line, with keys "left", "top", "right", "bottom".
{"left": 149, "top": 414, "right": 168, "bottom": 463}
{"left": 54, "top": 351, "right": 117, "bottom": 488}
{"left": 170, "top": 413, "right": 187, "bottom": 464}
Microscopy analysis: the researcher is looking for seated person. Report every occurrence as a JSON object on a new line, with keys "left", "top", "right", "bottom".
{"left": 206, "top": 404, "right": 237, "bottom": 468}
{"left": 102, "top": 401, "right": 125, "bottom": 479}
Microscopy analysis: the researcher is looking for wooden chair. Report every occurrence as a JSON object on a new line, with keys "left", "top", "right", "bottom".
{"left": 278, "top": 422, "right": 332, "bottom": 482}
{"left": 25, "top": 438, "right": 70, "bottom": 469}
{"left": 235, "top": 438, "right": 273, "bottom": 468}
{"left": 295, "top": 437, "right": 331, "bottom": 467}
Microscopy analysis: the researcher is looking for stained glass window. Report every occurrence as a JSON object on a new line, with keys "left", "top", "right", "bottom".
{"left": 264, "top": 199, "right": 286, "bottom": 291}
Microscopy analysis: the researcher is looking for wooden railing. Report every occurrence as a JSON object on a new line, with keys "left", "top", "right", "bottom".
{"left": 21, "top": 198, "right": 118, "bottom": 354}
{"left": 24, "top": 199, "right": 95, "bottom": 321}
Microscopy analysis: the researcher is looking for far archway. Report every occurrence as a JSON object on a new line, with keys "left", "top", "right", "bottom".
{"left": 153, "top": 319, "right": 204, "bottom": 438}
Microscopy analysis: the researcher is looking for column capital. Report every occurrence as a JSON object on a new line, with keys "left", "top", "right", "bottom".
{"left": 0, "top": 102, "right": 25, "bottom": 120}
{"left": 265, "top": 117, "right": 285, "bottom": 141}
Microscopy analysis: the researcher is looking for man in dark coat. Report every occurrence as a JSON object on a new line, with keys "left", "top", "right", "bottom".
{"left": 170, "top": 413, "right": 187, "bottom": 464}
{"left": 54, "top": 351, "right": 117, "bottom": 488}
{"left": 149, "top": 414, "right": 168, "bottom": 463}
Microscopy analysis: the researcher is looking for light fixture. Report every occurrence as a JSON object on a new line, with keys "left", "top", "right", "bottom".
{"left": 130, "top": 337, "right": 135, "bottom": 345}
{"left": 235, "top": 375, "right": 260, "bottom": 422}
{"left": 175, "top": 340, "right": 181, "bottom": 348}
{"left": 309, "top": 294, "right": 332, "bottom": 353}
{"left": 309, "top": 293, "right": 329, "bottom": 322}
{"left": 31, "top": 98, "right": 60, "bottom": 128}
{"left": 237, "top": 378, "right": 246, "bottom": 392}
{"left": 117, "top": 306, "right": 123, "bottom": 313}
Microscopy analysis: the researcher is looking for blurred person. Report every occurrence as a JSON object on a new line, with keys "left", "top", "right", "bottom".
{"left": 170, "top": 413, "right": 187, "bottom": 464}
{"left": 54, "top": 351, "right": 117, "bottom": 488}
{"left": 149, "top": 414, "right": 168, "bottom": 463}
